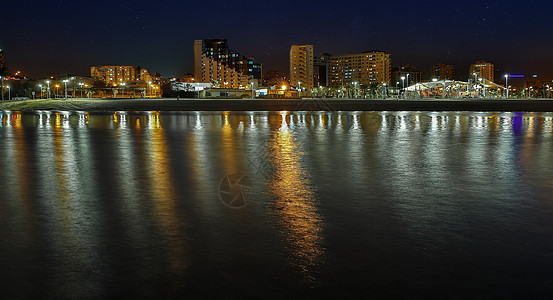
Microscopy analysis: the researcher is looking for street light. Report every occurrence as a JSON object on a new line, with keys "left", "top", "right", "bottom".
{"left": 63, "top": 79, "right": 69, "bottom": 99}
{"left": 148, "top": 81, "right": 152, "bottom": 97}
{"left": 298, "top": 81, "right": 302, "bottom": 98}
{"left": 400, "top": 76, "right": 405, "bottom": 98}
{"left": 406, "top": 74, "right": 410, "bottom": 98}
{"left": 472, "top": 73, "right": 478, "bottom": 97}
{"left": 39, "top": 84, "right": 43, "bottom": 98}
{"left": 478, "top": 78, "right": 486, "bottom": 98}
{"left": 46, "top": 80, "right": 50, "bottom": 98}
{"left": 504, "top": 74, "right": 509, "bottom": 98}
{"left": 7, "top": 86, "right": 10, "bottom": 101}
{"left": 78, "top": 83, "right": 84, "bottom": 98}
{"left": 121, "top": 82, "right": 126, "bottom": 98}
{"left": 0, "top": 76, "right": 3, "bottom": 101}
{"left": 353, "top": 81, "right": 358, "bottom": 98}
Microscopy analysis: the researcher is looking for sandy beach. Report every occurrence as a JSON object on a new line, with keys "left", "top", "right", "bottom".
{"left": 1, "top": 98, "right": 553, "bottom": 112}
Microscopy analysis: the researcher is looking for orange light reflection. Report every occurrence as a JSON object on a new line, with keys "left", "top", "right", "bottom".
{"left": 268, "top": 123, "right": 325, "bottom": 283}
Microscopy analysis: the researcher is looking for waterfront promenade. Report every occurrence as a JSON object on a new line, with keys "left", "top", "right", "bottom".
{"left": 2, "top": 98, "right": 553, "bottom": 112}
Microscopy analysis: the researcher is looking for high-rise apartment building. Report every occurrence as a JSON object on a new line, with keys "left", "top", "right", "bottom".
{"left": 469, "top": 61, "right": 494, "bottom": 83}
{"left": 194, "top": 39, "right": 262, "bottom": 88}
{"left": 314, "top": 53, "right": 330, "bottom": 87}
{"left": 0, "top": 48, "right": 5, "bottom": 70}
{"left": 289, "top": 45, "right": 314, "bottom": 89}
{"left": 91, "top": 65, "right": 152, "bottom": 85}
{"left": 431, "top": 63, "right": 455, "bottom": 80}
{"left": 328, "top": 50, "right": 391, "bottom": 87}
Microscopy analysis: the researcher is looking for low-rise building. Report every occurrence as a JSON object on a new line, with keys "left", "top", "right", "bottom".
{"left": 91, "top": 65, "right": 153, "bottom": 85}
{"left": 199, "top": 88, "right": 252, "bottom": 98}
{"left": 391, "top": 64, "right": 424, "bottom": 87}
{"left": 263, "top": 70, "right": 286, "bottom": 87}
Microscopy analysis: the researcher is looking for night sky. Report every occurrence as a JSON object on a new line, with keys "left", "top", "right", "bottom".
{"left": 2, "top": 0, "right": 553, "bottom": 80}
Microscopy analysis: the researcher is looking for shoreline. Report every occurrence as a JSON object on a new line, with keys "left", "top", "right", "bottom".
{"left": 2, "top": 98, "right": 553, "bottom": 112}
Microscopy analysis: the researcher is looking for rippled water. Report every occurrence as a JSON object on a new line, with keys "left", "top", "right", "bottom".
{"left": 1, "top": 110, "right": 553, "bottom": 298}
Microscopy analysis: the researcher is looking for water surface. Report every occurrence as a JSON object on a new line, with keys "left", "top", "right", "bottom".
{"left": 1, "top": 110, "right": 552, "bottom": 298}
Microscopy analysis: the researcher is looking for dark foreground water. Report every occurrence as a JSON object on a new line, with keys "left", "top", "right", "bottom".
{"left": 1, "top": 110, "right": 553, "bottom": 298}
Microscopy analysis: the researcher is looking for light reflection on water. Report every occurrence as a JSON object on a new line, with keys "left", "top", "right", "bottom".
{"left": 1, "top": 110, "right": 553, "bottom": 297}
{"left": 269, "top": 114, "right": 324, "bottom": 284}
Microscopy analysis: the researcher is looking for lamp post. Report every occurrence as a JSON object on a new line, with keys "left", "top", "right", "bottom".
{"left": 479, "top": 78, "right": 486, "bottom": 98}
{"left": 148, "top": 81, "right": 152, "bottom": 97}
{"left": 46, "top": 80, "right": 50, "bottom": 98}
{"left": 298, "top": 81, "right": 301, "bottom": 98}
{"left": 504, "top": 74, "right": 509, "bottom": 98}
{"left": 0, "top": 76, "right": 3, "bottom": 101}
{"left": 401, "top": 76, "right": 405, "bottom": 99}
{"left": 250, "top": 81, "right": 255, "bottom": 99}
{"left": 472, "top": 73, "right": 478, "bottom": 97}
{"left": 406, "top": 74, "right": 410, "bottom": 98}
{"left": 63, "top": 80, "right": 69, "bottom": 99}
{"left": 121, "top": 83, "right": 126, "bottom": 98}
{"left": 353, "top": 81, "right": 358, "bottom": 98}
{"left": 39, "top": 84, "right": 43, "bottom": 98}
{"left": 7, "top": 86, "right": 10, "bottom": 101}
{"left": 78, "top": 83, "right": 84, "bottom": 98}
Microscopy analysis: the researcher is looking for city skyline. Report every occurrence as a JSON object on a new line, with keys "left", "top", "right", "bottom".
{"left": 2, "top": 0, "right": 552, "bottom": 79}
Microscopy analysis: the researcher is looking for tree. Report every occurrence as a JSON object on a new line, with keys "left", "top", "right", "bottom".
{"left": 367, "top": 83, "right": 379, "bottom": 98}
{"left": 0, "top": 66, "right": 10, "bottom": 100}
